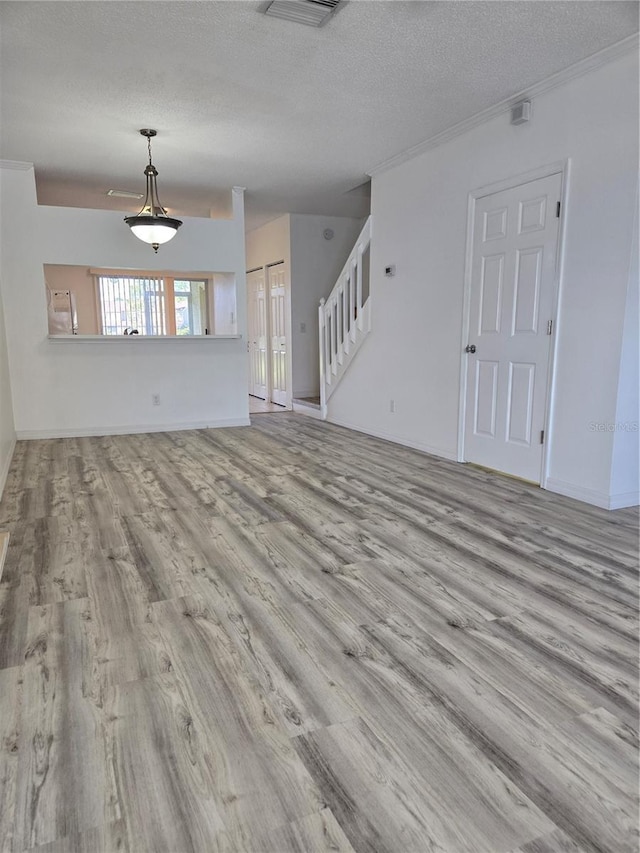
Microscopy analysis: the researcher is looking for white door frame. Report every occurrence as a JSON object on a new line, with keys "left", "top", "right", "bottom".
{"left": 247, "top": 266, "right": 268, "bottom": 399}
{"left": 457, "top": 159, "right": 571, "bottom": 489}
{"left": 246, "top": 260, "right": 293, "bottom": 410}
{"left": 266, "top": 260, "right": 293, "bottom": 409}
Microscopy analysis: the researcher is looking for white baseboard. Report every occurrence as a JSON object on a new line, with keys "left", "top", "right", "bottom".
{"left": 0, "top": 437, "right": 16, "bottom": 501}
{"left": 16, "top": 418, "right": 251, "bottom": 440}
{"left": 326, "top": 415, "right": 458, "bottom": 462}
{"left": 545, "top": 477, "right": 639, "bottom": 510}
{"left": 608, "top": 490, "right": 640, "bottom": 510}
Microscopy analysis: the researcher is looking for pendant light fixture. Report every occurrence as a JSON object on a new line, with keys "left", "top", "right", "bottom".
{"left": 124, "top": 129, "right": 182, "bottom": 252}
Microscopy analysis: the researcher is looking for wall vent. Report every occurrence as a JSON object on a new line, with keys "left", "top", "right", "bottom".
{"left": 264, "top": 0, "right": 341, "bottom": 27}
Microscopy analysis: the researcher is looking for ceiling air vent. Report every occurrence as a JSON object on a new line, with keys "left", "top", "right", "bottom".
{"left": 107, "top": 189, "right": 144, "bottom": 199}
{"left": 264, "top": 0, "right": 341, "bottom": 28}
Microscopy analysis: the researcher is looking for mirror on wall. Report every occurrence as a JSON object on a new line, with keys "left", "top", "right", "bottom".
{"left": 44, "top": 264, "right": 238, "bottom": 337}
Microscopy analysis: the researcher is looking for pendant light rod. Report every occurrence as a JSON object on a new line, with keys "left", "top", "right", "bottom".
{"left": 140, "top": 130, "right": 162, "bottom": 216}
{"left": 124, "top": 128, "right": 182, "bottom": 253}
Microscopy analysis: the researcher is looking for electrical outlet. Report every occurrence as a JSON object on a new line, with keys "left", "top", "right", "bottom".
{"left": 390, "top": 399, "right": 395, "bottom": 413}
{"left": 152, "top": 394, "right": 161, "bottom": 406}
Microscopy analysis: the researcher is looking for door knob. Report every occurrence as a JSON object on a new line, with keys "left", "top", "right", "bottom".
{"left": 465, "top": 344, "right": 476, "bottom": 354}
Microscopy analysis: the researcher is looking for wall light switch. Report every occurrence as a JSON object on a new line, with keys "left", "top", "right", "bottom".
{"left": 300, "top": 322, "right": 306, "bottom": 333}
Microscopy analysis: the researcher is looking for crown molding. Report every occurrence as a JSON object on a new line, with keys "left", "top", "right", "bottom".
{"left": 0, "top": 160, "right": 33, "bottom": 171}
{"left": 368, "top": 33, "right": 639, "bottom": 178}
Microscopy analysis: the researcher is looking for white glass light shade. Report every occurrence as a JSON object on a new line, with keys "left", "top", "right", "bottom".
{"left": 129, "top": 221, "right": 179, "bottom": 246}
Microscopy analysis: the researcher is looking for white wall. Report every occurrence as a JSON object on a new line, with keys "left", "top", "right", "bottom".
{"left": 246, "top": 215, "right": 291, "bottom": 273}
{"left": 329, "top": 50, "right": 639, "bottom": 508}
{"left": 45, "top": 264, "right": 100, "bottom": 334}
{"left": 290, "top": 214, "right": 364, "bottom": 398}
{"left": 610, "top": 188, "right": 639, "bottom": 507}
{"left": 0, "top": 165, "right": 249, "bottom": 438}
{"left": 0, "top": 282, "right": 15, "bottom": 497}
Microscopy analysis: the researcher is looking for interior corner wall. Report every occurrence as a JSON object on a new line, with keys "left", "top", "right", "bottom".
{"left": 0, "top": 165, "right": 249, "bottom": 438}
{"left": 328, "top": 50, "right": 639, "bottom": 507}
{"left": 610, "top": 185, "right": 640, "bottom": 508}
{"left": 0, "top": 277, "right": 16, "bottom": 498}
{"left": 289, "top": 214, "right": 364, "bottom": 398}
{"left": 246, "top": 215, "right": 291, "bottom": 273}
{"left": 44, "top": 264, "right": 100, "bottom": 334}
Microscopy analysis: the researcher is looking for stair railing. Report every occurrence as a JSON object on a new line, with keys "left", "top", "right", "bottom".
{"left": 319, "top": 216, "right": 372, "bottom": 417}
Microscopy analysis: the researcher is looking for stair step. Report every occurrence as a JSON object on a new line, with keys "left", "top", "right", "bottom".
{"left": 292, "top": 398, "right": 323, "bottom": 419}
{"left": 293, "top": 396, "right": 321, "bottom": 409}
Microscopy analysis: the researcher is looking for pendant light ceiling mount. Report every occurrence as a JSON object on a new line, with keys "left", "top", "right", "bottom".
{"left": 124, "top": 128, "right": 182, "bottom": 253}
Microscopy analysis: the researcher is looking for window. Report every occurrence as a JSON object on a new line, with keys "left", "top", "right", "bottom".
{"left": 97, "top": 274, "right": 211, "bottom": 336}
{"left": 98, "top": 275, "right": 166, "bottom": 335}
{"left": 174, "top": 280, "right": 207, "bottom": 336}
{"left": 44, "top": 265, "right": 238, "bottom": 337}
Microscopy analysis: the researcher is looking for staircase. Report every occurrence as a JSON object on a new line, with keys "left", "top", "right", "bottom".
{"left": 318, "top": 216, "right": 372, "bottom": 419}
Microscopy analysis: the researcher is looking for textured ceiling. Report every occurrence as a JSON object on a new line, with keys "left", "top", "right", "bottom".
{"left": 1, "top": 1, "right": 637, "bottom": 231}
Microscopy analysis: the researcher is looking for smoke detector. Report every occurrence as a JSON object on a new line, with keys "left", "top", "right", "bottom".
{"left": 264, "top": 0, "right": 341, "bottom": 27}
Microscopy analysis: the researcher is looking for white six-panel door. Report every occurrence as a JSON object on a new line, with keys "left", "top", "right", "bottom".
{"left": 247, "top": 268, "right": 268, "bottom": 399}
{"left": 268, "top": 263, "right": 288, "bottom": 407}
{"left": 463, "top": 172, "right": 562, "bottom": 483}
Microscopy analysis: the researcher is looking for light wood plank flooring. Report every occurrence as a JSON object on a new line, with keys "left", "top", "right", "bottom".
{"left": 249, "top": 397, "right": 288, "bottom": 414}
{"left": 0, "top": 414, "right": 637, "bottom": 853}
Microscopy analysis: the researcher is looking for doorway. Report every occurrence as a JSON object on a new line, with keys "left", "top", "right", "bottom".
{"left": 247, "top": 261, "right": 291, "bottom": 411}
{"left": 460, "top": 169, "right": 564, "bottom": 483}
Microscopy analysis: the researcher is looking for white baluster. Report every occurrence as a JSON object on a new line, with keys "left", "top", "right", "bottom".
{"left": 343, "top": 275, "right": 349, "bottom": 355}
{"left": 324, "top": 301, "right": 331, "bottom": 386}
{"left": 336, "top": 287, "right": 342, "bottom": 365}
{"left": 319, "top": 298, "right": 327, "bottom": 406}
{"left": 356, "top": 245, "right": 363, "bottom": 332}
{"left": 330, "top": 298, "right": 337, "bottom": 376}
{"left": 349, "top": 260, "right": 357, "bottom": 342}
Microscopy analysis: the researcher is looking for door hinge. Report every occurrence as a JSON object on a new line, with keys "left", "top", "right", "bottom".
{"left": 547, "top": 319, "right": 553, "bottom": 335}
{"left": 540, "top": 430, "right": 545, "bottom": 444}
{"left": 556, "top": 201, "right": 561, "bottom": 218}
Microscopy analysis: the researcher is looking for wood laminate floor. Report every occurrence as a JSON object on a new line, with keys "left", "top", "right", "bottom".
{"left": 0, "top": 414, "right": 638, "bottom": 853}
{"left": 249, "top": 397, "right": 288, "bottom": 414}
